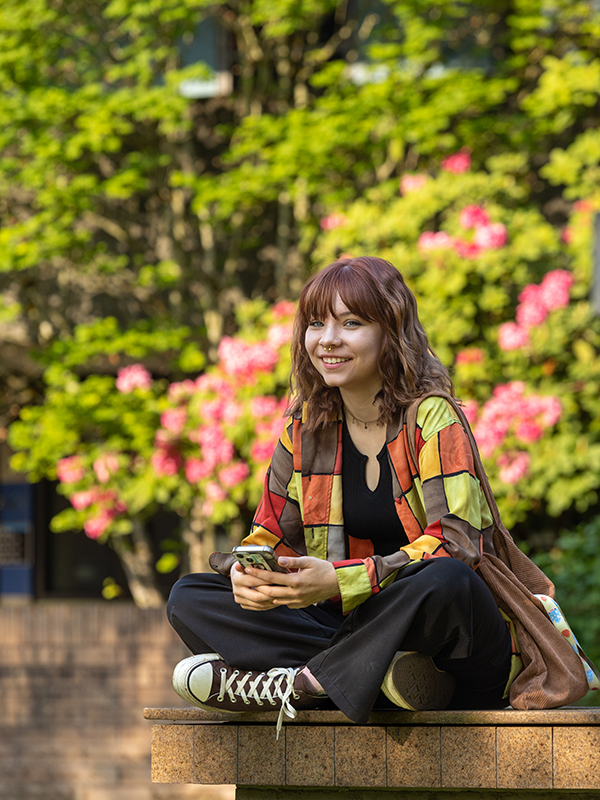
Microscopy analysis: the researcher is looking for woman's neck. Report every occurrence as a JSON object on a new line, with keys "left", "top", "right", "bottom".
{"left": 340, "top": 390, "right": 382, "bottom": 428}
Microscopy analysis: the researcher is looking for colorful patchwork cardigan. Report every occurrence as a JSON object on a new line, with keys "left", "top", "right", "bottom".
{"left": 210, "top": 396, "right": 496, "bottom": 615}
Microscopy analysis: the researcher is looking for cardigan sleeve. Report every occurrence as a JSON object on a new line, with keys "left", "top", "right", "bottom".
{"left": 332, "top": 397, "right": 494, "bottom": 613}
{"left": 209, "top": 417, "right": 306, "bottom": 576}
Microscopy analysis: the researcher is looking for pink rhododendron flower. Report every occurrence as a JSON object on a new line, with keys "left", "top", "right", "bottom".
{"left": 498, "top": 322, "right": 530, "bottom": 351}
{"left": 206, "top": 482, "right": 227, "bottom": 502}
{"left": 93, "top": 452, "right": 120, "bottom": 484}
{"left": 573, "top": 199, "right": 593, "bottom": 213}
{"left": 474, "top": 223, "right": 508, "bottom": 250}
{"left": 453, "top": 239, "right": 483, "bottom": 259}
{"left": 195, "top": 374, "right": 234, "bottom": 399}
{"left": 84, "top": 513, "right": 112, "bottom": 539}
{"left": 561, "top": 227, "right": 573, "bottom": 244}
{"left": 198, "top": 425, "right": 234, "bottom": 467}
{"left": 538, "top": 396, "right": 562, "bottom": 427}
{"left": 70, "top": 488, "right": 100, "bottom": 510}
{"left": 459, "top": 205, "right": 490, "bottom": 230}
{"left": 219, "top": 462, "right": 251, "bottom": 488}
{"left": 185, "top": 458, "right": 213, "bottom": 483}
{"left": 418, "top": 231, "right": 455, "bottom": 251}
{"left": 539, "top": 270, "right": 573, "bottom": 310}
{"left": 441, "top": 150, "right": 471, "bottom": 174}
{"left": 497, "top": 452, "right": 530, "bottom": 485}
{"left": 319, "top": 214, "right": 347, "bottom": 230}
{"left": 251, "top": 396, "right": 280, "bottom": 418}
{"left": 160, "top": 407, "right": 187, "bottom": 435}
{"left": 474, "top": 420, "right": 510, "bottom": 458}
{"left": 267, "top": 323, "right": 293, "bottom": 348}
{"left": 516, "top": 301, "right": 548, "bottom": 328}
{"left": 251, "top": 440, "right": 277, "bottom": 463}
{"left": 57, "top": 456, "right": 86, "bottom": 484}
{"left": 271, "top": 300, "right": 296, "bottom": 320}
{"left": 461, "top": 400, "right": 479, "bottom": 426}
{"left": 151, "top": 447, "right": 183, "bottom": 477}
{"left": 400, "top": 174, "right": 429, "bottom": 194}
{"left": 218, "top": 337, "right": 279, "bottom": 379}
{"left": 515, "top": 421, "right": 543, "bottom": 443}
{"left": 167, "top": 379, "right": 197, "bottom": 402}
{"left": 455, "top": 348, "right": 484, "bottom": 365}
{"left": 518, "top": 284, "right": 543, "bottom": 306}
{"left": 115, "top": 364, "right": 152, "bottom": 393}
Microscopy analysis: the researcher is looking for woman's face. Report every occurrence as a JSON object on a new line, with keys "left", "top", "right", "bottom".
{"left": 304, "top": 294, "right": 384, "bottom": 398}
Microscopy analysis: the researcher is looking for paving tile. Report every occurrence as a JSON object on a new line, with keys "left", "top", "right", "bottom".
{"left": 441, "top": 726, "right": 495, "bottom": 788}
{"left": 386, "top": 726, "right": 440, "bottom": 788}
{"left": 497, "top": 726, "right": 552, "bottom": 789}
{"left": 334, "top": 726, "right": 386, "bottom": 787}
{"left": 237, "top": 725, "right": 285, "bottom": 785}
{"left": 194, "top": 724, "right": 238, "bottom": 784}
{"left": 554, "top": 726, "right": 600, "bottom": 789}
{"left": 150, "top": 724, "right": 193, "bottom": 783}
{"left": 285, "top": 726, "right": 334, "bottom": 786}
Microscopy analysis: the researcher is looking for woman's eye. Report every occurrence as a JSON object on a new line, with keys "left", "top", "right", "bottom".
{"left": 309, "top": 320, "right": 323, "bottom": 328}
{"left": 344, "top": 320, "right": 361, "bottom": 327}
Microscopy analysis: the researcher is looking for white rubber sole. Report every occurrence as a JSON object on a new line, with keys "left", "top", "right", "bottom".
{"left": 381, "top": 651, "right": 455, "bottom": 711}
{"left": 171, "top": 652, "right": 238, "bottom": 711}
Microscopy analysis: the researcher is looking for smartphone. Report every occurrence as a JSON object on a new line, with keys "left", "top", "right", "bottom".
{"left": 232, "top": 545, "right": 289, "bottom": 573}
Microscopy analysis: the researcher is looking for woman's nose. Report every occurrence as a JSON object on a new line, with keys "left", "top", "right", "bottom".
{"left": 319, "top": 322, "right": 340, "bottom": 348}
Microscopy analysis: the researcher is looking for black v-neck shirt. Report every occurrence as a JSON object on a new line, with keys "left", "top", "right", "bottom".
{"left": 341, "top": 419, "right": 409, "bottom": 556}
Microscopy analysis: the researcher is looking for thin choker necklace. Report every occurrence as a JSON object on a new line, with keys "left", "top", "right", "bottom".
{"left": 344, "top": 408, "right": 383, "bottom": 430}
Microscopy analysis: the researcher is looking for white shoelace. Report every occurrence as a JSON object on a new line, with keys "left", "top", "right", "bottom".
{"left": 218, "top": 665, "right": 301, "bottom": 738}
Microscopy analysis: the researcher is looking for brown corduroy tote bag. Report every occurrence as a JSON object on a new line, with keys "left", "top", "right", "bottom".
{"left": 406, "top": 392, "right": 590, "bottom": 709}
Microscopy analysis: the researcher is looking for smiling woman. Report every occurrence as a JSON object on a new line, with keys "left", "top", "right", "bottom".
{"left": 165, "top": 256, "right": 587, "bottom": 740}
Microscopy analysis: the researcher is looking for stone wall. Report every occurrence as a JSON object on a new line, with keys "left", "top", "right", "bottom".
{"left": 0, "top": 600, "right": 235, "bottom": 800}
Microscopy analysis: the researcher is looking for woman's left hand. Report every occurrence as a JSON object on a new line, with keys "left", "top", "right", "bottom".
{"left": 245, "top": 556, "right": 340, "bottom": 608}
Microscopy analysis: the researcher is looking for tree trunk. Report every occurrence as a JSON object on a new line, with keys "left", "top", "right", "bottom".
{"left": 111, "top": 518, "right": 164, "bottom": 608}
{"left": 181, "top": 515, "right": 216, "bottom": 575}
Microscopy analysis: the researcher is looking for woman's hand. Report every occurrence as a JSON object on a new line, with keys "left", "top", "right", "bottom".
{"left": 230, "top": 561, "right": 280, "bottom": 611}
{"left": 239, "top": 556, "right": 340, "bottom": 609}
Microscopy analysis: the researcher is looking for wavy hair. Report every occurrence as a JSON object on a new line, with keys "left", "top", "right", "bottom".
{"left": 288, "top": 256, "right": 453, "bottom": 431}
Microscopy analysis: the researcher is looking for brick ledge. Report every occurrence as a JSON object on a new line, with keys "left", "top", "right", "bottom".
{"left": 144, "top": 705, "right": 600, "bottom": 726}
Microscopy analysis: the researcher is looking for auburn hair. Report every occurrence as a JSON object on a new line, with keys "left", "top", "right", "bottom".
{"left": 288, "top": 256, "right": 453, "bottom": 431}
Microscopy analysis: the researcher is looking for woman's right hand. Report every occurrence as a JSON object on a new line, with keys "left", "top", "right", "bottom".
{"left": 230, "top": 561, "right": 281, "bottom": 611}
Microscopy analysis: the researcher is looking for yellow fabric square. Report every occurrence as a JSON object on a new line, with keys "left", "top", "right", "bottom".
{"left": 329, "top": 474, "right": 343, "bottom": 525}
{"left": 442, "top": 473, "right": 482, "bottom": 529}
{"left": 336, "top": 563, "right": 373, "bottom": 613}
{"left": 306, "top": 525, "right": 328, "bottom": 560}
{"left": 419, "top": 437, "right": 442, "bottom": 480}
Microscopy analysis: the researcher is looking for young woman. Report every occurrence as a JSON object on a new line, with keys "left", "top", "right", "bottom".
{"left": 167, "top": 256, "right": 517, "bottom": 735}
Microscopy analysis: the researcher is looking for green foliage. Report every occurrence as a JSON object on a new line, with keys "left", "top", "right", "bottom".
{"left": 7, "top": 0, "right": 600, "bottom": 608}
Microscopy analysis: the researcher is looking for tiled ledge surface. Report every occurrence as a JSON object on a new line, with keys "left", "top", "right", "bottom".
{"left": 146, "top": 707, "right": 600, "bottom": 790}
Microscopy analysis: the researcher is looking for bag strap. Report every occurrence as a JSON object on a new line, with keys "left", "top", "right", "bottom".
{"left": 406, "top": 391, "right": 505, "bottom": 531}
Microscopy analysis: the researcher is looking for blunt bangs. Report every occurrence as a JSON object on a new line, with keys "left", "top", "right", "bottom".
{"left": 301, "top": 260, "right": 383, "bottom": 324}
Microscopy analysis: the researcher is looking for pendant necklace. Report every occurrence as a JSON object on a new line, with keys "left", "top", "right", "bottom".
{"left": 344, "top": 408, "right": 383, "bottom": 430}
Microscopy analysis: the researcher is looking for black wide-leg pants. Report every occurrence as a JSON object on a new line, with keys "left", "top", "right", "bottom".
{"left": 167, "top": 558, "right": 512, "bottom": 723}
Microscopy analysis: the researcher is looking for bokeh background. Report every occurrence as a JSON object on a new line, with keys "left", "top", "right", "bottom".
{"left": 2, "top": 0, "right": 600, "bottom": 797}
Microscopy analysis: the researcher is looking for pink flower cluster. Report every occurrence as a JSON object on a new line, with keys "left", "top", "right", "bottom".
{"left": 218, "top": 337, "right": 279, "bottom": 380}
{"left": 441, "top": 150, "right": 471, "bottom": 174}
{"left": 320, "top": 214, "right": 347, "bottom": 231}
{"left": 498, "top": 270, "right": 574, "bottom": 351}
{"left": 455, "top": 348, "right": 484, "bottom": 365}
{"left": 470, "top": 382, "right": 561, "bottom": 484}
{"left": 497, "top": 452, "right": 531, "bottom": 485}
{"left": 57, "top": 455, "right": 85, "bottom": 484}
{"left": 400, "top": 174, "right": 429, "bottom": 195}
{"left": 69, "top": 487, "right": 127, "bottom": 539}
{"left": 116, "top": 364, "right": 153, "bottom": 393}
{"left": 418, "top": 204, "right": 507, "bottom": 260}
{"left": 93, "top": 452, "right": 120, "bottom": 484}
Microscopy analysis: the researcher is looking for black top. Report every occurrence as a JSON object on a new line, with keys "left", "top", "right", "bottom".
{"left": 341, "top": 419, "right": 409, "bottom": 557}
